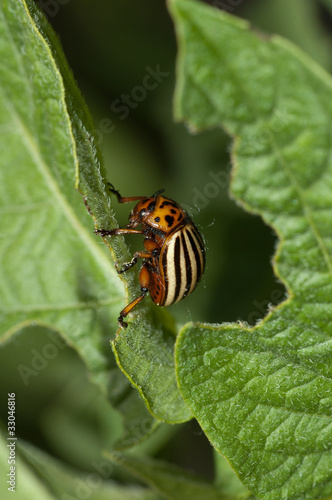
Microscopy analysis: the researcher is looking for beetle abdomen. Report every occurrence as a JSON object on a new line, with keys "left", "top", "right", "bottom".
{"left": 160, "top": 223, "right": 205, "bottom": 307}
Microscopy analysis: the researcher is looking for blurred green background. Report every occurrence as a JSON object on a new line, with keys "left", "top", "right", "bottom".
{"left": 2, "top": 0, "right": 332, "bottom": 488}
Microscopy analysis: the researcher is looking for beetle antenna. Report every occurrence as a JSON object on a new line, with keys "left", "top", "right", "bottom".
{"left": 152, "top": 188, "right": 165, "bottom": 198}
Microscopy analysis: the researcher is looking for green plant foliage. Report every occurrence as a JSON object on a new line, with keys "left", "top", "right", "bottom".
{"left": 3, "top": 0, "right": 332, "bottom": 498}
{"left": 1, "top": 437, "right": 163, "bottom": 500}
{"left": 108, "top": 451, "right": 228, "bottom": 500}
{"left": 169, "top": 0, "right": 332, "bottom": 498}
{"left": 245, "top": 0, "right": 332, "bottom": 71}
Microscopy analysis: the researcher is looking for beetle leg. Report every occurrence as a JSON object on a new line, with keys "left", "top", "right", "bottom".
{"left": 108, "top": 183, "right": 147, "bottom": 204}
{"left": 95, "top": 228, "right": 143, "bottom": 237}
{"left": 143, "top": 238, "right": 160, "bottom": 253}
{"left": 108, "top": 183, "right": 164, "bottom": 203}
{"left": 117, "top": 251, "right": 153, "bottom": 274}
{"left": 118, "top": 264, "right": 150, "bottom": 328}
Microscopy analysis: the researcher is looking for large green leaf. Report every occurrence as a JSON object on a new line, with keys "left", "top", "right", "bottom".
{"left": 31, "top": 0, "right": 191, "bottom": 424}
{"left": 169, "top": 0, "right": 332, "bottom": 498}
{"left": 0, "top": 0, "right": 120, "bottom": 391}
{"left": 0, "top": 0, "right": 189, "bottom": 425}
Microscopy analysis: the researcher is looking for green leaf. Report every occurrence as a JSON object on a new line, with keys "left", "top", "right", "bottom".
{"left": 0, "top": 0, "right": 120, "bottom": 392}
{"left": 33, "top": 0, "right": 191, "bottom": 424}
{"left": 107, "top": 451, "right": 228, "bottom": 500}
{"left": 0, "top": 324, "right": 127, "bottom": 469}
{"left": 169, "top": 0, "right": 332, "bottom": 498}
{"left": 0, "top": 0, "right": 189, "bottom": 426}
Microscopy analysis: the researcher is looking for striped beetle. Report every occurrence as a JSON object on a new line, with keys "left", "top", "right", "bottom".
{"left": 96, "top": 184, "right": 205, "bottom": 328}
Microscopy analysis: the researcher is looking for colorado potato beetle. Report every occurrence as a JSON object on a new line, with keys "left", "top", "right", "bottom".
{"left": 95, "top": 184, "right": 205, "bottom": 328}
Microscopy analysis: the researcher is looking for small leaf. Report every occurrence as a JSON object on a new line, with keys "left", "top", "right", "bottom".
{"left": 169, "top": 0, "right": 332, "bottom": 498}
{"left": 112, "top": 312, "right": 192, "bottom": 423}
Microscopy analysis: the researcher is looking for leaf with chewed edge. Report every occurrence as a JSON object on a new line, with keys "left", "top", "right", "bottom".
{"left": 169, "top": 0, "right": 332, "bottom": 498}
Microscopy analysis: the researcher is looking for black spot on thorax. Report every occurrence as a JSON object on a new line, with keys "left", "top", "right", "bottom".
{"left": 165, "top": 215, "right": 175, "bottom": 227}
{"left": 159, "top": 200, "right": 178, "bottom": 209}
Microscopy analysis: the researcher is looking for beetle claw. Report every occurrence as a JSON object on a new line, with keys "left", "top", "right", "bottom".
{"left": 118, "top": 316, "right": 128, "bottom": 328}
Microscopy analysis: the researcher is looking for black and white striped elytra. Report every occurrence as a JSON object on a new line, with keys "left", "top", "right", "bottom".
{"left": 159, "top": 223, "right": 205, "bottom": 306}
